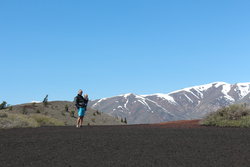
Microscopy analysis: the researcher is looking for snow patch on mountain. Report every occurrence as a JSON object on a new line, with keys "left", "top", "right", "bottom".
{"left": 170, "top": 82, "right": 227, "bottom": 94}
{"left": 92, "top": 98, "right": 108, "bottom": 107}
{"left": 170, "top": 83, "right": 211, "bottom": 94}
{"left": 124, "top": 99, "right": 129, "bottom": 109}
{"left": 188, "top": 90, "right": 201, "bottom": 99}
{"left": 119, "top": 93, "right": 153, "bottom": 110}
{"left": 31, "top": 101, "right": 41, "bottom": 103}
{"left": 135, "top": 95, "right": 151, "bottom": 110}
{"left": 145, "top": 98, "right": 174, "bottom": 115}
{"left": 236, "top": 83, "right": 250, "bottom": 99}
{"left": 184, "top": 94, "right": 193, "bottom": 103}
{"left": 142, "top": 93, "right": 177, "bottom": 105}
{"left": 219, "top": 83, "right": 235, "bottom": 102}
{"left": 123, "top": 93, "right": 133, "bottom": 98}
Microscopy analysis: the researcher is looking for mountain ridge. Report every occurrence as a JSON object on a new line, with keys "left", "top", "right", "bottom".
{"left": 90, "top": 82, "right": 250, "bottom": 124}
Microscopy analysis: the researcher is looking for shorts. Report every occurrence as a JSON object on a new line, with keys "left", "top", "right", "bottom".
{"left": 78, "top": 108, "right": 86, "bottom": 117}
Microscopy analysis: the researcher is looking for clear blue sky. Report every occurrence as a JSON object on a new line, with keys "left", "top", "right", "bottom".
{"left": 1, "top": 0, "right": 250, "bottom": 105}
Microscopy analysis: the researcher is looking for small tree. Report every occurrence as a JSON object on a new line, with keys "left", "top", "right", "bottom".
{"left": 43, "top": 95, "right": 48, "bottom": 106}
{"left": 121, "top": 118, "right": 124, "bottom": 123}
{"left": 0, "top": 101, "right": 7, "bottom": 110}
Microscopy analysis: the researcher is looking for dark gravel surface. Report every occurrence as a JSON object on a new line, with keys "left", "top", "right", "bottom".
{"left": 0, "top": 125, "right": 250, "bottom": 167}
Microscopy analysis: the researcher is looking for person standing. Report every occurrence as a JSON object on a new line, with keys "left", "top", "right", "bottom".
{"left": 74, "top": 90, "right": 89, "bottom": 128}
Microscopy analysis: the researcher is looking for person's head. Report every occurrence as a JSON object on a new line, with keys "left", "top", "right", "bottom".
{"left": 78, "top": 89, "right": 83, "bottom": 95}
{"left": 84, "top": 94, "right": 88, "bottom": 99}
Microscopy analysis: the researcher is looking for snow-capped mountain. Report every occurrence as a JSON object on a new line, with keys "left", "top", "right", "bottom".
{"left": 89, "top": 82, "right": 250, "bottom": 124}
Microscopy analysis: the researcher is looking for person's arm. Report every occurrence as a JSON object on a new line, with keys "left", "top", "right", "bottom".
{"left": 74, "top": 97, "right": 79, "bottom": 109}
{"left": 83, "top": 98, "right": 89, "bottom": 108}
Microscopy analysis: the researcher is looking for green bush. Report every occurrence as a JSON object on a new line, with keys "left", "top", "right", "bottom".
{"left": 202, "top": 104, "right": 250, "bottom": 127}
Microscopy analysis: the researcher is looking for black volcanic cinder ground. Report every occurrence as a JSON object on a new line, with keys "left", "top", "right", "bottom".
{"left": 0, "top": 122, "right": 250, "bottom": 167}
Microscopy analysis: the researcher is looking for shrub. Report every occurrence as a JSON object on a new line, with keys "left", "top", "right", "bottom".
{"left": 36, "top": 109, "right": 41, "bottom": 113}
{"left": 202, "top": 104, "right": 250, "bottom": 127}
{"left": 96, "top": 110, "right": 101, "bottom": 115}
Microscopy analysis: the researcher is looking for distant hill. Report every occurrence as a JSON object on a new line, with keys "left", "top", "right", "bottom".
{"left": 0, "top": 101, "right": 125, "bottom": 129}
{"left": 89, "top": 82, "right": 250, "bottom": 124}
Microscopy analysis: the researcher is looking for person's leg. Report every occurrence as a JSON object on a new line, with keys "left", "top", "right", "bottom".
{"left": 80, "top": 108, "right": 86, "bottom": 127}
{"left": 76, "top": 117, "right": 80, "bottom": 127}
{"left": 82, "top": 116, "right": 84, "bottom": 126}
{"left": 80, "top": 116, "right": 84, "bottom": 127}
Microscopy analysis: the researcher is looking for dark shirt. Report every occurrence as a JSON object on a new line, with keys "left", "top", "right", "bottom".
{"left": 74, "top": 94, "right": 88, "bottom": 109}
